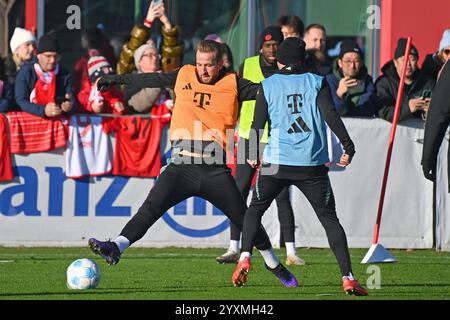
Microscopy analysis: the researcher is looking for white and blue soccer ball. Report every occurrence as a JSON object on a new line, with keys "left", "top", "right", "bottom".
{"left": 66, "top": 258, "right": 101, "bottom": 290}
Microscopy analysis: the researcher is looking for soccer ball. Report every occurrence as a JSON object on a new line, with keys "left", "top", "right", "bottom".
{"left": 66, "top": 258, "right": 101, "bottom": 290}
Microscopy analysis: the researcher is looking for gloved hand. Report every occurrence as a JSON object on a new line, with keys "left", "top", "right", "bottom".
{"left": 422, "top": 166, "right": 436, "bottom": 182}
{"left": 97, "top": 75, "right": 120, "bottom": 92}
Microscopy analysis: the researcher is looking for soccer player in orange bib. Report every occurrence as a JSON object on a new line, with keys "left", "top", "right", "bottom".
{"left": 88, "top": 40, "right": 298, "bottom": 287}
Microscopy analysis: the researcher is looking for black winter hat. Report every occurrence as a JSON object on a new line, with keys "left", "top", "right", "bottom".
{"left": 339, "top": 39, "right": 362, "bottom": 59}
{"left": 260, "top": 26, "right": 284, "bottom": 48}
{"left": 394, "top": 38, "right": 419, "bottom": 59}
{"left": 37, "top": 35, "right": 60, "bottom": 54}
{"left": 276, "top": 37, "right": 306, "bottom": 65}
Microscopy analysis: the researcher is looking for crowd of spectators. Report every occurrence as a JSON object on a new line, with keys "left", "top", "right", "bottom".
{"left": 1, "top": 8, "right": 449, "bottom": 150}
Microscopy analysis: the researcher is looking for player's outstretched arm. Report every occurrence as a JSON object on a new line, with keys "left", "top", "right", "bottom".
{"left": 98, "top": 70, "right": 179, "bottom": 92}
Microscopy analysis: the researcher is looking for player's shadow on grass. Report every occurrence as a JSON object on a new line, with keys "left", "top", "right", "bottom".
{"left": 380, "top": 283, "right": 450, "bottom": 287}
{"left": 0, "top": 287, "right": 214, "bottom": 298}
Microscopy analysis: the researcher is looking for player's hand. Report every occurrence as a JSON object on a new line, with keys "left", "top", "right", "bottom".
{"left": 336, "top": 153, "right": 352, "bottom": 167}
{"left": 247, "top": 159, "right": 259, "bottom": 168}
{"left": 97, "top": 75, "right": 119, "bottom": 92}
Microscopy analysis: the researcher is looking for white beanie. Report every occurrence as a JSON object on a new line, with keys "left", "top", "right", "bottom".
{"left": 439, "top": 29, "right": 450, "bottom": 52}
{"left": 10, "top": 27, "right": 36, "bottom": 53}
{"left": 134, "top": 43, "right": 156, "bottom": 71}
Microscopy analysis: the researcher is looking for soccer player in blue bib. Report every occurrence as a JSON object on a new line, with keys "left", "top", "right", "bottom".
{"left": 232, "top": 37, "right": 368, "bottom": 296}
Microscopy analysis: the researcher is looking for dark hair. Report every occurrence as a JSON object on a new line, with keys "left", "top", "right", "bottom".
{"left": 82, "top": 27, "right": 103, "bottom": 50}
{"left": 221, "top": 43, "right": 234, "bottom": 70}
{"left": 305, "top": 23, "right": 326, "bottom": 35}
{"left": 196, "top": 40, "right": 224, "bottom": 65}
{"left": 277, "top": 15, "right": 305, "bottom": 38}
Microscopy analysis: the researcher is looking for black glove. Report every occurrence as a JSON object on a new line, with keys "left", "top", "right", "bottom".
{"left": 422, "top": 166, "right": 436, "bottom": 182}
{"left": 97, "top": 75, "right": 120, "bottom": 92}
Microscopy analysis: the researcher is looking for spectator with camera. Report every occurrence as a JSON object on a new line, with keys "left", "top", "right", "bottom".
{"left": 375, "top": 38, "right": 435, "bottom": 123}
{"left": 326, "top": 39, "right": 376, "bottom": 117}
{"left": 15, "top": 34, "right": 76, "bottom": 118}
{"left": 117, "top": 0, "right": 183, "bottom": 75}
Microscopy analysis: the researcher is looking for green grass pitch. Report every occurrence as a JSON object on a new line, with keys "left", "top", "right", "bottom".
{"left": 0, "top": 247, "right": 449, "bottom": 300}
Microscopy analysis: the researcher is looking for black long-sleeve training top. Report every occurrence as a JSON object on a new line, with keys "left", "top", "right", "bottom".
{"left": 250, "top": 68, "right": 355, "bottom": 162}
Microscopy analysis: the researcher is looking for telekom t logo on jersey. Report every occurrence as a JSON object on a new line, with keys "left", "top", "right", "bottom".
{"left": 286, "top": 93, "right": 311, "bottom": 133}
{"left": 287, "top": 94, "right": 303, "bottom": 114}
{"left": 193, "top": 92, "right": 211, "bottom": 109}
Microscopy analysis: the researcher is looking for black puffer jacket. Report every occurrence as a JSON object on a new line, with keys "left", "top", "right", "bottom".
{"left": 3, "top": 54, "right": 18, "bottom": 85}
{"left": 422, "top": 61, "right": 450, "bottom": 192}
{"left": 375, "top": 60, "right": 435, "bottom": 123}
{"left": 422, "top": 53, "right": 444, "bottom": 81}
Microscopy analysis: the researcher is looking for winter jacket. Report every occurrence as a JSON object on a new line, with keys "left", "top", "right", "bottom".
{"left": 77, "top": 84, "right": 126, "bottom": 115}
{"left": 0, "top": 57, "right": 16, "bottom": 112}
{"left": 117, "top": 24, "right": 183, "bottom": 75}
{"left": 0, "top": 80, "right": 16, "bottom": 112}
{"left": 304, "top": 49, "right": 332, "bottom": 76}
{"left": 160, "top": 25, "right": 183, "bottom": 72}
{"left": 73, "top": 53, "right": 94, "bottom": 95}
{"left": 326, "top": 60, "right": 376, "bottom": 117}
{"left": 375, "top": 60, "right": 435, "bottom": 123}
{"left": 15, "top": 61, "right": 76, "bottom": 117}
{"left": 422, "top": 53, "right": 444, "bottom": 81}
{"left": 3, "top": 54, "right": 19, "bottom": 85}
{"left": 422, "top": 61, "right": 450, "bottom": 192}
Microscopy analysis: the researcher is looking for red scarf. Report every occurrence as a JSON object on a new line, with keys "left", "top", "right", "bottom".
{"left": 30, "top": 63, "right": 58, "bottom": 105}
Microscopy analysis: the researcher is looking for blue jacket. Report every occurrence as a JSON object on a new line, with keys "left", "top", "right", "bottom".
{"left": 14, "top": 60, "right": 76, "bottom": 117}
{"left": 326, "top": 61, "right": 376, "bottom": 117}
{"left": 0, "top": 80, "right": 16, "bottom": 112}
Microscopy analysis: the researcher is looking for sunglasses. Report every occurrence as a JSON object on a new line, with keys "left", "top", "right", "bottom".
{"left": 443, "top": 49, "right": 450, "bottom": 55}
